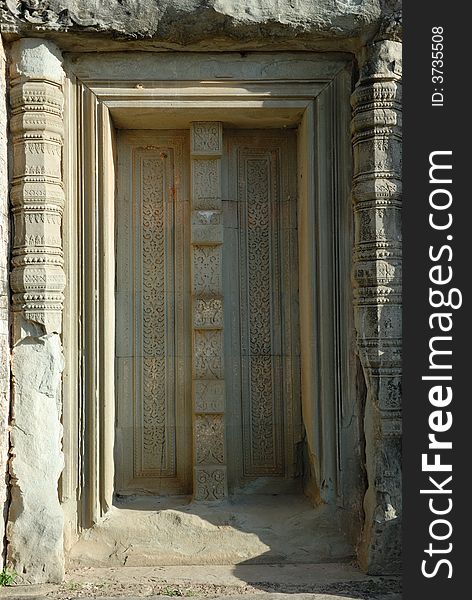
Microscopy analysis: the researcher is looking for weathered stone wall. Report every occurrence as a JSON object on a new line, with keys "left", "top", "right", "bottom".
{"left": 0, "top": 34, "right": 10, "bottom": 566}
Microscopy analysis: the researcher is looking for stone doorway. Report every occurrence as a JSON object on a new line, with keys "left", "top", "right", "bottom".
{"left": 2, "top": 41, "right": 400, "bottom": 578}
{"left": 114, "top": 127, "right": 301, "bottom": 499}
{"left": 55, "top": 53, "right": 361, "bottom": 567}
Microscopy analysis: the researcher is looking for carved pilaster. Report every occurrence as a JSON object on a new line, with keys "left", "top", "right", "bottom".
{"left": 351, "top": 39, "right": 402, "bottom": 574}
{"left": 7, "top": 39, "right": 65, "bottom": 583}
{"left": 190, "top": 122, "right": 227, "bottom": 500}
{"left": 9, "top": 43, "right": 65, "bottom": 334}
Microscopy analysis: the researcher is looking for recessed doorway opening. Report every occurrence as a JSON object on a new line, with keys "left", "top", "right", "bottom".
{"left": 61, "top": 53, "right": 360, "bottom": 565}
{"left": 114, "top": 126, "right": 301, "bottom": 500}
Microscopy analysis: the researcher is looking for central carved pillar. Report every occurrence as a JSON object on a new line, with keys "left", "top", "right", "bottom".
{"left": 190, "top": 122, "right": 228, "bottom": 500}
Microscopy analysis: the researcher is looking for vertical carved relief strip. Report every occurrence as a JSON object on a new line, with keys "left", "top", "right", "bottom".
{"left": 224, "top": 132, "right": 301, "bottom": 489}
{"left": 116, "top": 132, "right": 191, "bottom": 495}
{"left": 191, "top": 122, "right": 227, "bottom": 500}
{"left": 238, "top": 151, "right": 283, "bottom": 476}
{"left": 138, "top": 154, "right": 175, "bottom": 476}
{"left": 8, "top": 39, "right": 66, "bottom": 583}
{"left": 351, "top": 40, "right": 402, "bottom": 573}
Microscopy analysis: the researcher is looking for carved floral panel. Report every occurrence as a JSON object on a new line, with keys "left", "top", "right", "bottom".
{"left": 225, "top": 132, "right": 301, "bottom": 483}
{"left": 116, "top": 132, "right": 191, "bottom": 494}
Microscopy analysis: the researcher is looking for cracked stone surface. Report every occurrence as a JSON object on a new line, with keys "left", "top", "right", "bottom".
{"left": 0, "top": 34, "right": 9, "bottom": 565}
{"left": 1, "top": 1, "right": 402, "bottom": 50}
{"left": 7, "top": 329, "right": 65, "bottom": 583}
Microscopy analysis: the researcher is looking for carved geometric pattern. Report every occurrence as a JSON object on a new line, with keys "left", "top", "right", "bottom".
{"left": 191, "top": 122, "right": 223, "bottom": 155}
{"left": 192, "top": 246, "right": 222, "bottom": 295}
{"left": 194, "top": 380, "right": 225, "bottom": 413}
{"left": 194, "top": 466, "right": 227, "bottom": 500}
{"left": 195, "top": 415, "right": 225, "bottom": 464}
{"left": 193, "top": 330, "right": 224, "bottom": 379}
{"left": 137, "top": 155, "right": 175, "bottom": 475}
{"left": 190, "top": 122, "right": 227, "bottom": 499}
{"left": 191, "top": 159, "right": 221, "bottom": 209}
{"left": 140, "top": 358, "right": 172, "bottom": 473}
{"left": 351, "top": 61, "right": 402, "bottom": 402}
{"left": 191, "top": 210, "right": 223, "bottom": 244}
{"left": 193, "top": 210, "right": 221, "bottom": 225}
{"left": 9, "top": 71, "right": 65, "bottom": 333}
{"left": 193, "top": 296, "right": 223, "bottom": 329}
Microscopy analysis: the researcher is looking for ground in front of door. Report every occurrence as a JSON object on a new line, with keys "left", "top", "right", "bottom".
{"left": 0, "top": 564, "right": 401, "bottom": 600}
{"left": 0, "top": 498, "right": 401, "bottom": 599}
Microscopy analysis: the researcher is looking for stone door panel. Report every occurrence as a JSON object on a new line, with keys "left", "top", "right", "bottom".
{"left": 115, "top": 131, "right": 192, "bottom": 495}
{"left": 223, "top": 130, "right": 302, "bottom": 491}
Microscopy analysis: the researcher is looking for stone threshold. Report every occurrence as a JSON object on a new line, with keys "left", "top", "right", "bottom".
{"left": 67, "top": 496, "right": 354, "bottom": 568}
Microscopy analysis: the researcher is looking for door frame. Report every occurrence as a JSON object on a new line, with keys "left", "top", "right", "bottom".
{"left": 61, "top": 52, "right": 359, "bottom": 538}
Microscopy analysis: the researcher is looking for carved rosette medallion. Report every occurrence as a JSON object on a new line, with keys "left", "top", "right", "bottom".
{"left": 351, "top": 40, "right": 402, "bottom": 571}
{"left": 190, "top": 122, "right": 227, "bottom": 500}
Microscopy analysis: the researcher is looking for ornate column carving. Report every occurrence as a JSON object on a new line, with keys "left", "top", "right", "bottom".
{"left": 10, "top": 42, "right": 65, "bottom": 333}
{"left": 190, "top": 122, "right": 227, "bottom": 500}
{"left": 351, "top": 39, "right": 402, "bottom": 573}
{"left": 0, "top": 35, "right": 9, "bottom": 565}
{"left": 7, "top": 39, "right": 65, "bottom": 583}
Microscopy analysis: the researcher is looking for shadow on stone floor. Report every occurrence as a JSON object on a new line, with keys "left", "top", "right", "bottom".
{"left": 68, "top": 492, "right": 354, "bottom": 567}
{"left": 60, "top": 493, "right": 401, "bottom": 598}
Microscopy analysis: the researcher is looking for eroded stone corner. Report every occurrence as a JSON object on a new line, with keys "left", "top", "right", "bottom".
{"left": 351, "top": 38, "right": 402, "bottom": 574}
{"left": 8, "top": 320, "right": 64, "bottom": 582}
{"left": 0, "top": 34, "right": 10, "bottom": 567}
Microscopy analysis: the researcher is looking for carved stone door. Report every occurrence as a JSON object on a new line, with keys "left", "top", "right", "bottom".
{"left": 115, "top": 131, "right": 192, "bottom": 495}
{"left": 115, "top": 127, "right": 301, "bottom": 497}
{"left": 223, "top": 130, "right": 301, "bottom": 492}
